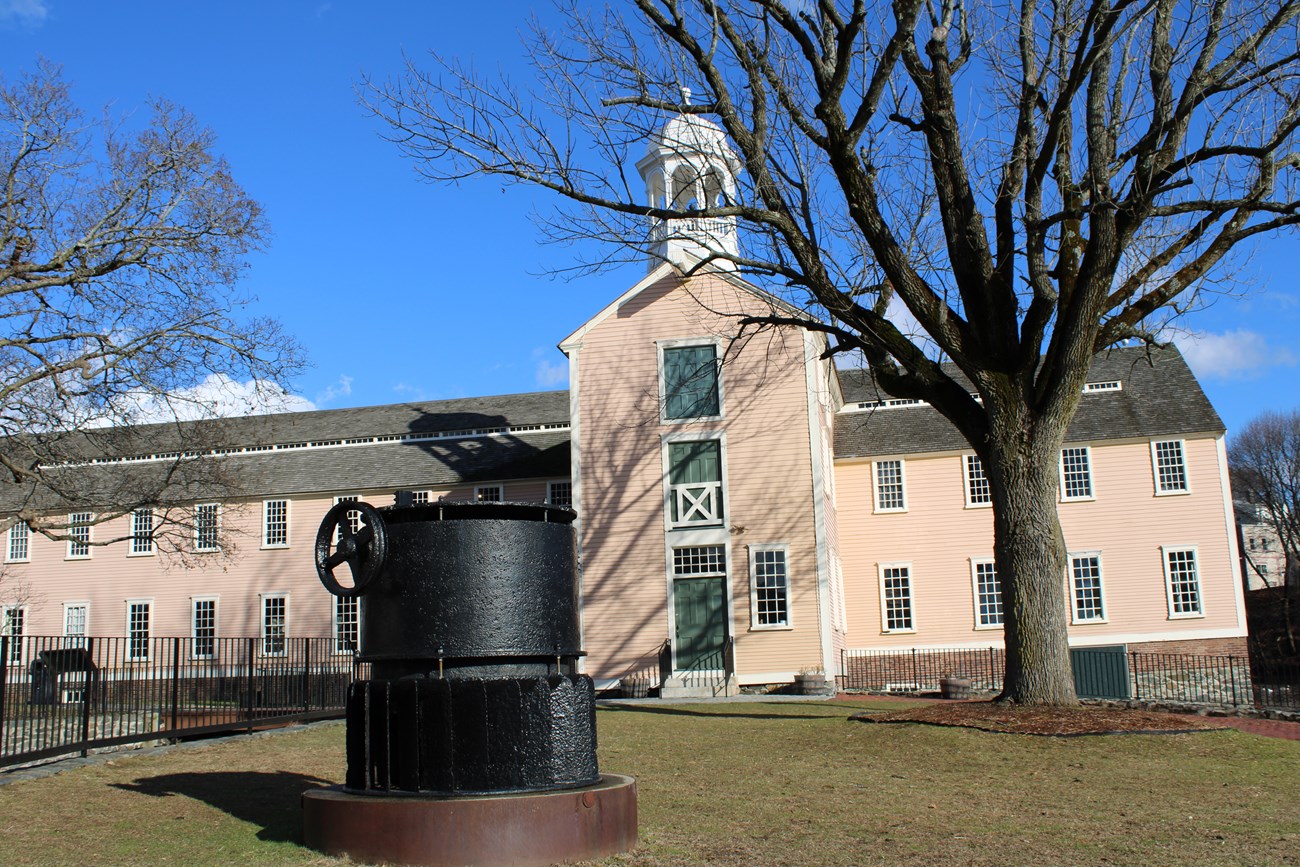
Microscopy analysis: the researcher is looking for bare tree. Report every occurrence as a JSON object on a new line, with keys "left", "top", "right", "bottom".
{"left": 1230, "top": 410, "right": 1300, "bottom": 656}
{"left": 365, "top": 0, "right": 1300, "bottom": 704}
{"left": 0, "top": 61, "right": 304, "bottom": 561}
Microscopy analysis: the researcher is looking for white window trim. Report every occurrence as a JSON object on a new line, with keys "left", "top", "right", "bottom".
{"left": 6, "top": 520, "right": 30, "bottom": 563}
{"left": 128, "top": 508, "right": 156, "bottom": 557}
{"left": 748, "top": 544, "right": 793, "bottom": 631}
{"left": 661, "top": 431, "right": 729, "bottom": 532}
{"left": 474, "top": 484, "right": 504, "bottom": 502}
{"left": 332, "top": 594, "right": 361, "bottom": 655}
{"left": 191, "top": 596, "right": 219, "bottom": 660}
{"left": 878, "top": 562, "right": 916, "bottom": 634}
{"left": 545, "top": 479, "right": 573, "bottom": 507}
{"left": 872, "top": 459, "right": 908, "bottom": 513}
{"left": 66, "top": 512, "right": 93, "bottom": 560}
{"left": 962, "top": 454, "right": 993, "bottom": 509}
{"left": 194, "top": 503, "right": 221, "bottom": 553}
{"left": 657, "top": 337, "right": 726, "bottom": 424}
{"left": 1162, "top": 544, "right": 1206, "bottom": 620}
{"left": 1059, "top": 446, "right": 1096, "bottom": 502}
{"left": 261, "top": 499, "right": 290, "bottom": 549}
{"left": 1067, "top": 552, "right": 1108, "bottom": 624}
{"left": 2, "top": 604, "right": 26, "bottom": 664}
{"left": 62, "top": 601, "right": 90, "bottom": 638}
{"left": 1151, "top": 439, "right": 1191, "bottom": 496}
{"left": 125, "top": 599, "right": 153, "bottom": 661}
{"left": 969, "top": 558, "right": 1003, "bottom": 630}
{"left": 260, "top": 592, "right": 290, "bottom": 657}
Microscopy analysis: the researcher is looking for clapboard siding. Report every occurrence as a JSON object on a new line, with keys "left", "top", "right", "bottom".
{"left": 836, "top": 433, "right": 1242, "bottom": 650}
{"left": 572, "top": 271, "right": 828, "bottom": 682}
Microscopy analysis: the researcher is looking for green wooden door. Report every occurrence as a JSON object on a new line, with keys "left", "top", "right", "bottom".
{"left": 673, "top": 578, "right": 727, "bottom": 671}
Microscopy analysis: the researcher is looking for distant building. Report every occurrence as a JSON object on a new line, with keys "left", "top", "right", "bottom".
{"left": 1236, "top": 501, "right": 1287, "bottom": 591}
{"left": 0, "top": 111, "right": 1248, "bottom": 691}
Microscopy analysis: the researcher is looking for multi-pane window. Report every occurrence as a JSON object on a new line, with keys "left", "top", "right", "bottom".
{"left": 964, "top": 455, "right": 991, "bottom": 507}
{"left": 751, "top": 547, "right": 790, "bottom": 628}
{"left": 333, "top": 495, "right": 361, "bottom": 541}
{"left": 547, "top": 481, "right": 573, "bottom": 508}
{"left": 127, "top": 602, "right": 151, "bottom": 661}
{"left": 130, "top": 509, "right": 155, "bottom": 555}
{"left": 668, "top": 440, "right": 724, "bottom": 527}
{"left": 193, "top": 599, "right": 217, "bottom": 659}
{"left": 1060, "top": 447, "right": 1094, "bottom": 500}
{"left": 880, "top": 565, "right": 914, "bottom": 632}
{"left": 68, "top": 512, "right": 92, "bottom": 558}
{"left": 1069, "top": 554, "right": 1106, "bottom": 622}
{"left": 673, "top": 545, "right": 726, "bottom": 576}
{"left": 7, "top": 520, "right": 29, "bottom": 562}
{"left": 335, "top": 596, "right": 359, "bottom": 654}
{"left": 662, "top": 344, "right": 720, "bottom": 420}
{"left": 1152, "top": 440, "right": 1189, "bottom": 494}
{"left": 873, "top": 460, "right": 906, "bottom": 512}
{"left": 475, "top": 485, "right": 503, "bottom": 503}
{"left": 64, "top": 604, "right": 88, "bottom": 640}
{"left": 409, "top": 491, "right": 431, "bottom": 506}
{"left": 263, "top": 500, "right": 289, "bottom": 547}
{"left": 195, "top": 504, "right": 220, "bottom": 552}
{"left": 1164, "top": 548, "right": 1203, "bottom": 617}
{"left": 972, "top": 560, "right": 1003, "bottom": 627}
{"left": 2, "top": 606, "right": 23, "bottom": 663}
{"left": 262, "top": 595, "right": 288, "bottom": 656}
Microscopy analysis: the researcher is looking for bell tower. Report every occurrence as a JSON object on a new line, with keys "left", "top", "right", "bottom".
{"left": 635, "top": 91, "right": 743, "bottom": 271}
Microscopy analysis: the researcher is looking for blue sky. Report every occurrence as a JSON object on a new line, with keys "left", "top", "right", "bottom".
{"left": 3, "top": 1, "right": 1297, "bottom": 434}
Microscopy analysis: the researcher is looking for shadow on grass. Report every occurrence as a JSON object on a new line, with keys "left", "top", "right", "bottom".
{"left": 112, "top": 771, "right": 331, "bottom": 843}
{"left": 600, "top": 703, "right": 850, "bottom": 721}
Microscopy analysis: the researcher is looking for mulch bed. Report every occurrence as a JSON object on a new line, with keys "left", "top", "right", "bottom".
{"left": 851, "top": 700, "right": 1224, "bottom": 736}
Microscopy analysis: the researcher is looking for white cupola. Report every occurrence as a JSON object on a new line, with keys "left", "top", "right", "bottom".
{"left": 635, "top": 90, "right": 743, "bottom": 271}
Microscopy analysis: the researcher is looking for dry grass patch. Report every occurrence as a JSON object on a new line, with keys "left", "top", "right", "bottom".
{"left": 853, "top": 700, "right": 1224, "bottom": 736}
{"left": 0, "top": 701, "right": 1295, "bottom": 866}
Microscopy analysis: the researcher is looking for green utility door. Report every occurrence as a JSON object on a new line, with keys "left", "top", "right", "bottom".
{"left": 673, "top": 578, "right": 728, "bottom": 671}
{"left": 1070, "top": 645, "right": 1131, "bottom": 700}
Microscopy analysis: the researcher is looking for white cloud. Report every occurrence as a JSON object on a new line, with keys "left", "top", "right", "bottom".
{"left": 884, "top": 294, "right": 941, "bottom": 359}
{"left": 314, "top": 374, "right": 354, "bottom": 407}
{"left": 1174, "top": 329, "right": 1296, "bottom": 380}
{"left": 533, "top": 348, "right": 569, "bottom": 387}
{"left": 113, "top": 375, "right": 316, "bottom": 425}
{"left": 391, "top": 382, "right": 433, "bottom": 401}
{"left": 0, "top": 0, "right": 48, "bottom": 26}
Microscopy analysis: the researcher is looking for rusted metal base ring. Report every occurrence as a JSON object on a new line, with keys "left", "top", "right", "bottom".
{"left": 302, "top": 773, "right": 637, "bottom": 867}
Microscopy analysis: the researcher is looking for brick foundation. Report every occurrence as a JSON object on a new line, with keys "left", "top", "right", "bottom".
{"left": 1127, "top": 636, "right": 1249, "bottom": 657}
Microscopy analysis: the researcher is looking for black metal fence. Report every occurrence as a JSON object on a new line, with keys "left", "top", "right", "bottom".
{"left": 1, "top": 635, "right": 360, "bottom": 769}
{"left": 840, "top": 646, "right": 1300, "bottom": 710}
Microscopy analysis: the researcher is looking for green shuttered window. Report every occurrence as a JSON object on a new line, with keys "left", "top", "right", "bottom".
{"left": 663, "top": 345, "right": 720, "bottom": 419}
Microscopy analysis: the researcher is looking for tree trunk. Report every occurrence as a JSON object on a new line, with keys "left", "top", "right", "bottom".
{"left": 986, "top": 425, "right": 1080, "bottom": 706}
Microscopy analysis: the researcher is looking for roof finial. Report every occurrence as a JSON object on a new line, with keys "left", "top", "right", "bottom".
{"left": 680, "top": 86, "right": 692, "bottom": 107}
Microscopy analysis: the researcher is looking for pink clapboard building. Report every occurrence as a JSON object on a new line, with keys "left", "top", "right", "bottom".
{"left": 0, "top": 111, "right": 1246, "bottom": 693}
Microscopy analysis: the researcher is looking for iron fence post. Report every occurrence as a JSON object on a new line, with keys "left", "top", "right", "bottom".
{"left": 988, "top": 647, "right": 994, "bottom": 690}
{"left": 1131, "top": 652, "right": 1140, "bottom": 701}
{"left": 303, "top": 638, "right": 312, "bottom": 713}
{"left": 245, "top": 637, "right": 256, "bottom": 733}
{"left": 170, "top": 637, "right": 181, "bottom": 734}
{"left": 911, "top": 648, "right": 918, "bottom": 690}
{"left": 0, "top": 635, "right": 7, "bottom": 760}
{"left": 1231, "top": 657, "right": 1239, "bottom": 706}
{"left": 80, "top": 637, "right": 95, "bottom": 756}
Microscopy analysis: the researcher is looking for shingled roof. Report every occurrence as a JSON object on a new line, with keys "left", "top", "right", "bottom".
{"left": 0, "top": 390, "right": 573, "bottom": 510}
{"left": 834, "top": 345, "right": 1223, "bottom": 459}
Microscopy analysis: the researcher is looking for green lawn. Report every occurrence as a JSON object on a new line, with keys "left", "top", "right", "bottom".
{"left": 0, "top": 699, "right": 1296, "bottom": 865}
